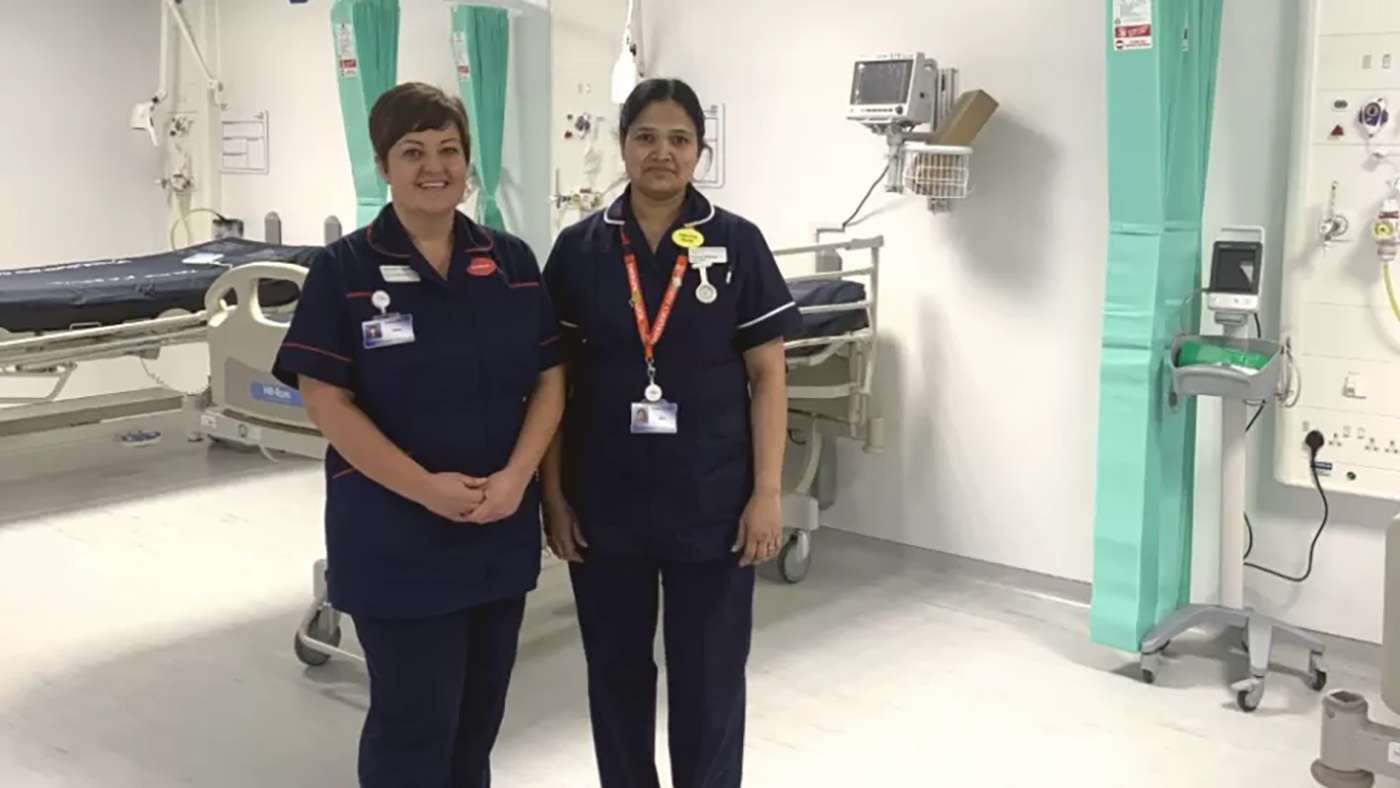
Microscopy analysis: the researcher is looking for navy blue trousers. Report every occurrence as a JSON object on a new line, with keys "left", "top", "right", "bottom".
{"left": 352, "top": 595, "right": 527, "bottom": 788}
{"left": 570, "top": 555, "right": 756, "bottom": 788}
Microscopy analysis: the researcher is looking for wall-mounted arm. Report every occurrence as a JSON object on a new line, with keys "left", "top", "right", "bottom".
{"left": 163, "top": 0, "right": 223, "bottom": 94}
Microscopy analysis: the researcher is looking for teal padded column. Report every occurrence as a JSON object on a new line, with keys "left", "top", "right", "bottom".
{"left": 1090, "top": 0, "right": 1223, "bottom": 652}
{"left": 452, "top": 5, "right": 510, "bottom": 231}
{"left": 331, "top": 0, "right": 400, "bottom": 228}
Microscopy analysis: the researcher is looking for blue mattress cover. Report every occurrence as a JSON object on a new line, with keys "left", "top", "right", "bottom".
{"left": 789, "top": 278, "right": 869, "bottom": 342}
{"left": 0, "top": 238, "right": 320, "bottom": 333}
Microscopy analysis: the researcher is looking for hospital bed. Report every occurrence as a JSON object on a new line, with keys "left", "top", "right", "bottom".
{"left": 290, "top": 234, "right": 887, "bottom": 666}
{"left": 0, "top": 238, "right": 319, "bottom": 440}
{"left": 771, "top": 235, "right": 885, "bottom": 582}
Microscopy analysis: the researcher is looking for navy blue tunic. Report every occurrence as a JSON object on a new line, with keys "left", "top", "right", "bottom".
{"left": 544, "top": 187, "right": 801, "bottom": 561}
{"left": 272, "top": 205, "right": 561, "bottom": 619}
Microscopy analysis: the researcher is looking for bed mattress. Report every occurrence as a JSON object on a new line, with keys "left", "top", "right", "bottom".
{"left": 0, "top": 238, "right": 320, "bottom": 333}
{"left": 788, "top": 278, "right": 870, "bottom": 342}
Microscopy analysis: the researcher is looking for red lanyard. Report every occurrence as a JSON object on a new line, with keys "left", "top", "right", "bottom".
{"left": 620, "top": 228, "right": 689, "bottom": 369}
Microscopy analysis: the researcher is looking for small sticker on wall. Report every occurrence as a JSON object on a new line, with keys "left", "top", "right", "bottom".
{"left": 451, "top": 31, "right": 471, "bottom": 79}
{"left": 694, "top": 104, "right": 726, "bottom": 190}
{"left": 1388, "top": 741, "right": 1400, "bottom": 766}
{"left": 1113, "top": 0, "right": 1153, "bottom": 52}
{"left": 335, "top": 22, "right": 359, "bottom": 78}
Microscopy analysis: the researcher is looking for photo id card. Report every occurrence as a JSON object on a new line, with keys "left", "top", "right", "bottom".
{"left": 362, "top": 313, "right": 415, "bottom": 349}
{"left": 630, "top": 401, "right": 679, "bottom": 434}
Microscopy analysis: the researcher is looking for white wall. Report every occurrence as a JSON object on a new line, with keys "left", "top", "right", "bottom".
{"left": 645, "top": 0, "right": 1109, "bottom": 584}
{"left": 0, "top": 1, "right": 167, "bottom": 266}
{"left": 0, "top": 0, "right": 208, "bottom": 402}
{"left": 550, "top": 0, "right": 629, "bottom": 234}
{"left": 648, "top": 0, "right": 1389, "bottom": 643}
{"left": 211, "top": 0, "right": 552, "bottom": 255}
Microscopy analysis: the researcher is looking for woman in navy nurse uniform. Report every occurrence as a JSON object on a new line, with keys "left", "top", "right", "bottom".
{"left": 270, "top": 83, "right": 564, "bottom": 788}
{"left": 541, "top": 78, "right": 801, "bottom": 788}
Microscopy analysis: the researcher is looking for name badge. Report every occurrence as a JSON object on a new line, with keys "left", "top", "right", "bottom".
{"left": 630, "top": 401, "right": 678, "bottom": 435}
{"left": 691, "top": 246, "right": 728, "bottom": 266}
{"left": 362, "top": 314, "right": 415, "bottom": 349}
{"left": 380, "top": 265, "right": 421, "bottom": 283}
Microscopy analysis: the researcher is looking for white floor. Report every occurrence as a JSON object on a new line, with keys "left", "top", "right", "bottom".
{"left": 0, "top": 415, "right": 1390, "bottom": 787}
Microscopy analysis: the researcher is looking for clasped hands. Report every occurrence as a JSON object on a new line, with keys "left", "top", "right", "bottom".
{"left": 416, "top": 467, "right": 529, "bottom": 525}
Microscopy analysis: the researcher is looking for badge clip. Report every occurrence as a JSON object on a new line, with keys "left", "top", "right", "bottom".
{"left": 689, "top": 246, "right": 727, "bottom": 304}
{"left": 644, "top": 361, "right": 663, "bottom": 402}
{"left": 371, "top": 290, "right": 391, "bottom": 315}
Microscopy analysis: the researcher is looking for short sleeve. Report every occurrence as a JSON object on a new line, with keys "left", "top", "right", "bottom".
{"left": 271, "top": 250, "right": 356, "bottom": 390}
{"left": 520, "top": 244, "right": 563, "bottom": 372}
{"left": 734, "top": 224, "right": 801, "bottom": 351}
{"left": 542, "top": 234, "right": 584, "bottom": 364}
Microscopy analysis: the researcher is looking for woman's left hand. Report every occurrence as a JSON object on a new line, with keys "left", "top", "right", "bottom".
{"left": 466, "top": 466, "right": 530, "bottom": 524}
{"left": 734, "top": 491, "right": 783, "bottom": 567}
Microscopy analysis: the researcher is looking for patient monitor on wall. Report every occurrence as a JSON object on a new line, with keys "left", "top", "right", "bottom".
{"left": 843, "top": 51, "right": 993, "bottom": 215}
{"left": 846, "top": 53, "right": 938, "bottom": 128}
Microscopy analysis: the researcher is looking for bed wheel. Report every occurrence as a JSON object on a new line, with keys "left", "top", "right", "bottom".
{"left": 208, "top": 436, "right": 258, "bottom": 453}
{"left": 778, "top": 531, "right": 812, "bottom": 584}
{"left": 294, "top": 609, "right": 342, "bottom": 667}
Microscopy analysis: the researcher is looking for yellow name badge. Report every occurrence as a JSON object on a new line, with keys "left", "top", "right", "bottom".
{"left": 672, "top": 227, "right": 705, "bottom": 249}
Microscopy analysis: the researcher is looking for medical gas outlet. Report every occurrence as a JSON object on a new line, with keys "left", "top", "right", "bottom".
{"left": 1375, "top": 195, "right": 1400, "bottom": 261}
{"left": 1319, "top": 181, "right": 1352, "bottom": 249}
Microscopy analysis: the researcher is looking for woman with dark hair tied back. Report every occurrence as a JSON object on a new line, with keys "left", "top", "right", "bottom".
{"left": 270, "top": 81, "right": 565, "bottom": 787}
{"left": 541, "top": 77, "right": 801, "bottom": 787}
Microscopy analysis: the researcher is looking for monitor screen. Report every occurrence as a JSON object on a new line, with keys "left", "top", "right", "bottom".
{"left": 851, "top": 60, "right": 913, "bottom": 106}
{"left": 1209, "top": 244, "right": 1262, "bottom": 295}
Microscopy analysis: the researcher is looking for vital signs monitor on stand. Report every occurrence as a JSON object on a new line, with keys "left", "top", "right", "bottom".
{"left": 1140, "top": 227, "right": 1329, "bottom": 713}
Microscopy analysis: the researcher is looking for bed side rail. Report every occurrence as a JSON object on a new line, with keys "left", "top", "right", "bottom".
{"left": 772, "top": 236, "right": 884, "bottom": 452}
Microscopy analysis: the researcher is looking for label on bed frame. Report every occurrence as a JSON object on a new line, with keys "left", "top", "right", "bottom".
{"left": 251, "top": 381, "right": 304, "bottom": 408}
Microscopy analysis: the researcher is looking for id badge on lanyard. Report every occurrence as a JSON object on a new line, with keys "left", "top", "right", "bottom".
{"left": 621, "top": 228, "right": 693, "bottom": 435}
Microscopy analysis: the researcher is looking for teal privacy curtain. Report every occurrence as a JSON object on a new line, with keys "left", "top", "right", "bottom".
{"left": 1090, "top": 0, "right": 1223, "bottom": 652}
{"left": 452, "top": 5, "right": 510, "bottom": 231}
{"left": 331, "top": 0, "right": 400, "bottom": 228}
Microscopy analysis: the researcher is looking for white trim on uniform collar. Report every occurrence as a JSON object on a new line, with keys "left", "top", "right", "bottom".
{"left": 683, "top": 196, "right": 716, "bottom": 228}
{"left": 737, "top": 300, "right": 796, "bottom": 330}
{"left": 603, "top": 188, "right": 716, "bottom": 227}
{"left": 602, "top": 199, "right": 626, "bottom": 226}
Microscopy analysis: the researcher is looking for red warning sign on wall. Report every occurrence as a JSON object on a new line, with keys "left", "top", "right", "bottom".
{"left": 1114, "top": 25, "right": 1153, "bottom": 51}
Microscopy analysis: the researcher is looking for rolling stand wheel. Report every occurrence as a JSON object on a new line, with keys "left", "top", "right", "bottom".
{"left": 778, "top": 531, "right": 812, "bottom": 584}
{"left": 294, "top": 608, "right": 342, "bottom": 667}
{"left": 1309, "top": 651, "right": 1329, "bottom": 692}
{"left": 1234, "top": 676, "right": 1265, "bottom": 712}
{"left": 1310, "top": 761, "right": 1376, "bottom": 788}
{"left": 1139, "top": 650, "right": 1164, "bottom": 685}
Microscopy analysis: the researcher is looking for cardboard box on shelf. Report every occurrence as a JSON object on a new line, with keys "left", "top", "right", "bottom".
{"left": 930, "top": 90, "right": 998, "bottom": 146}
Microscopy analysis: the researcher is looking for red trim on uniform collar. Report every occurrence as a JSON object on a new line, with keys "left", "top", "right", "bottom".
{"left": 365, "top": 205, "right": 413, "bottom": 260}
{"left": 455, "top": 212, "right": 496, "bottom": 254}
{"left": 364, "top": 221, "right": 412, "bottom": 260}
{"left": 366, "top": 204, "right": 496, "bottom": 261}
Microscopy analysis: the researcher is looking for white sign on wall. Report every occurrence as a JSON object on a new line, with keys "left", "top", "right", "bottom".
{"left": 221, "top": 111, "right": 270, "bottom": 174}
{"left": 695, "top": 103, "right": 725, "bottom": 190}
{"left": 1112, "top": 0, "right": 1153, "bottom": 52}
